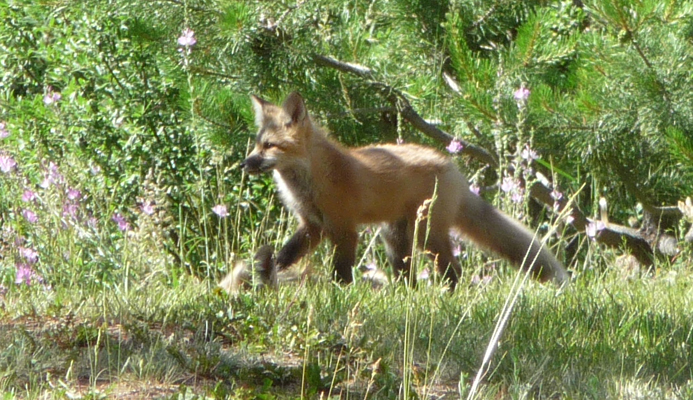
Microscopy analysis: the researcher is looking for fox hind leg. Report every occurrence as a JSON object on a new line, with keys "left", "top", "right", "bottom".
{"left": 381, "top": 218, "right": 415, "bottom": 284}
{"left": 422, "top": 225, "right": 462, "bottom": 288}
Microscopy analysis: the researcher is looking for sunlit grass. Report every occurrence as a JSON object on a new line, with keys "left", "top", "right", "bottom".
{"left": 1, "top": 238, "right": 692, "bottom": 399}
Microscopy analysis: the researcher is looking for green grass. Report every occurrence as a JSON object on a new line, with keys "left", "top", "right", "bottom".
{"left": 1, "top": 246, "right": 692, "bottom": 399}
{"left": 2, "top": 1, "right": 693, "bottom": 398}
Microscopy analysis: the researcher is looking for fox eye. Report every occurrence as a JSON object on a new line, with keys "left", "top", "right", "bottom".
{"left": 263, "top": 141, "right": 275, "bottom": 149}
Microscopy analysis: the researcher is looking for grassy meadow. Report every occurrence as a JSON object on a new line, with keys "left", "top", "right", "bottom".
{"left": 2, "top": 1, "right": 693, "bottom": 399}
{"left": 1, "top": 160, "right": 692, "bottom": 399}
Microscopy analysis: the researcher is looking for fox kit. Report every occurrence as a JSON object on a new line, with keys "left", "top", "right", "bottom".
{"left": 242, "top": 92, "right": 569, "bottom": 287}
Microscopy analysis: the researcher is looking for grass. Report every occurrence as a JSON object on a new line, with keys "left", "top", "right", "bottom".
{"left": 0, "top": 118, "right": 690, "bottom": 399}
{"left": 1, "top": 241, "right": 692, "bottom": 399}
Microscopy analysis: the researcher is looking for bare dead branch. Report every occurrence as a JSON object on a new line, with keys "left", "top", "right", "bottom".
{"left": 313, "top": 53, "right": 670, "bottom": 264}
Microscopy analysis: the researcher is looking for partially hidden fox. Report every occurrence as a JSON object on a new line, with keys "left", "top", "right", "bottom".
{"left": 241, "top": 92, "right": 569, "bottom": 288}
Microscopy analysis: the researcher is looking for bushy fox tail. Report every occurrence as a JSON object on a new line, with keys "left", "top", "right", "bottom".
{"left": 219, "top": 245, "right": 277, "bottom": 295}
{"left": 457, "top": 195, "right": 569, "bottom": 285}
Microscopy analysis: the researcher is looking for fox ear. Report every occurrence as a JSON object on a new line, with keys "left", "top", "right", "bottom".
{"left": 251, "top": 95, "right": 269, "bottom": 127}
{"left": 282, "top": 92, "right": 307, "bottom": 124}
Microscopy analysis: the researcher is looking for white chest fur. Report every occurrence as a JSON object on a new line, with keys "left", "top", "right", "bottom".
{"left": 273, "top": 170, "right": 323, "bottom": 226}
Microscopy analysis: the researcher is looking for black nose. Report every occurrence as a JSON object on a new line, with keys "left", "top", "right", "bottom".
{"left": 241, "top": 154, "right": 264, "bottom": 174}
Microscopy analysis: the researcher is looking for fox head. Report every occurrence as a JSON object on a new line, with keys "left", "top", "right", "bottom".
{"left": 242, "top": 92, "right": 312, "bottom": 175}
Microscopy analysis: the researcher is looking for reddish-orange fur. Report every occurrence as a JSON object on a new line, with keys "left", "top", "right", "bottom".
{"left": 242, "top": 92, "right": 568, "bottom": 287}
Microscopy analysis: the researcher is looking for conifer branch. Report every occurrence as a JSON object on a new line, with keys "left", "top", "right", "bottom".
{"left": 312, "top": 53, "right": 667, "bottom": 265}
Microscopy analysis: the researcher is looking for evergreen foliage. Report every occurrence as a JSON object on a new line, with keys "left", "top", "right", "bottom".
{"left": 1, "top": 0, "right": 693, "bottom": 397}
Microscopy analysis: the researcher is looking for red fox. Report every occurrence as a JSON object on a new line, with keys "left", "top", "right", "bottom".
{"left": 241, "top": 92, "right": 569, "bottom": 287}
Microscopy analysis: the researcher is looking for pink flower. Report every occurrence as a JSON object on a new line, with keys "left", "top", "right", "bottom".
{"left": 501, "top": 176, "right": 519, "bottom": 193}
{"left": 43, "top": 88, "right": 62, "bottom": 105}
{"left": 15, "top": 264, "right": 34, "bottom": 286}
{"left": 212, "top": 204, "right": 229, "bottom": 218}
{"left": 18, "top": 247, "right": 39, "bottom": 264}
{"left": 586, "top": 221, "right": 606, "bottom": 238}
{"left": 364, "top": 261, "right": 377, "bottom": 271}
{"left": 0, "top": 154, "right": 16, "bottom": 173}
{"left": 22, "top": 209, "right": 38, "bottom": 224}
{"left": 452, "top": 243, "right": 462, "bottom": 257}
{"left": 67, "top": 188, "right": 82, "bottom": 201}
{"left": 418, "top": 268, "right": 430, "bottom": 281}
{"left": 0, "top": 122, "right": 8, "bottom": 139}
{"left": 514, "top": 85, "right": 530, "bottom": 102}
{"left": 446, "top": 138, "right": 463, "bottom": 154}
{"left": 511, "top": 189, "right": 525, "bottom": 204}
{"left": 396, "top": 137, "right": 404, "bottom": 145}
{"left": 14, "top": 236, "right": 26, "bottom": 247}
{"left": 177, "top": 28, "right": 197, "bottom": 47}
{"left": 141, "top": 201, "right": 155, "bottom": 216}
{"left": 63, "top": 203, "right": 79, "bottom": 219}
{"left": 469, "top": 183, "right": 480, "bottom": 196}
{"left": 445, "top": 138, "right": 464, "bottom": 154}
{"left": 551, "top": 189, "right": 563, "bottom": 201}
{"left": 521, "top": 145, "right": 538, "bottom": 161}
{"left": 22, "top": 190, "right": 37, "bottom": 202}
{"left": 40, "top": 161, "right": 64, "bottom": 188}
{"left": 112, "top": 213, "right": 131, "bottom": 232}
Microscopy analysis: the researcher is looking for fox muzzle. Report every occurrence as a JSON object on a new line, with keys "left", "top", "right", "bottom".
{"left": 241, "top": 154, "right": 269, "bottom": 174}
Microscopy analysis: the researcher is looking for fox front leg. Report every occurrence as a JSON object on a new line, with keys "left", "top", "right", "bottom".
{"left": 276, "top": 223, "right": 323, "bottom": 270}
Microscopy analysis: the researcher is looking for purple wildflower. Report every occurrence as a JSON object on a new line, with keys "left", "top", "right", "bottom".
{"left": 40, "top": 161, "right": 64, "bottom": 188}
{"left": 501, "top": 176, "right": 519, "bottom": 193}
{"left": 364, "top": 261, "right": 377, "bottom": 271}
{"left": 418, "top": 267, "right": 430, "bottom": 281}
{"left": 112, "top": 213, "right": 131, "bottom": 232}
{"left": 22, "top": 209, "right": 38, "bottom": 224}
{"left": 469, "top": 183, "right": 480, "bottom": 196}
{"left": 0, "top": 122, "right": 8, "bottom": 139}
{"left": 43, "top": 88, "right": 62, "bottom": 105}
{"left": 18, "top": 247, "right": 39, "bottom": 264}
{"left": 551, "top": 189, "right": 563, "bottom": 211}
{"left": 586, "top": 221, "right": 606, "bottom": 238}
{"left": 0, "top": 154, "right": 17, "bottom": 173}
{"left": 396, "top": 137, "right": 404, "bottom": 145}
{"left": 63, "top": 203, "right": 79, "bottom": 219}
{"left": 551, "top": 189, "right": 563, "bottom": 201}
{"left": 13, "top": 236, "right": 25, "bottom": 247}
{"left": 67, "top": 188, "right": 82, "bottom": 201}
{"left": 177, "top": 28, "right": 197, "bottom": 47}
{"left": 22, "top": 190, "right": 37, "bottom": 202}
{"left": 514, "top": 85, "right": 530, "bottom": 102}
{"left": 212, "top": 204, "right": 229, "bottom": 218}
{"left": 141, "top": 201, "right": 155, "bottom": 216}
{"left": 521, "top": 145, "right": 538, "bottom": 161}
{"left": 453, "top": 243, "right": 462, "bottom": 257}
{"left": 446, "top": 138, "right": 463, "bottom": 154}
{"left": 511, "top": 189, "right": 525, "bottom": 204}
{"left": 15, "top": 264, "right": 34, "bottom": 285}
